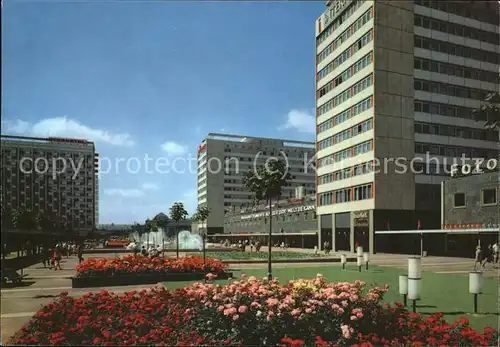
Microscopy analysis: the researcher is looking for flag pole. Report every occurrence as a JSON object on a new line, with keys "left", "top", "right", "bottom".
{"left": 418, "top": 220, "right": 423, "bottom": 257}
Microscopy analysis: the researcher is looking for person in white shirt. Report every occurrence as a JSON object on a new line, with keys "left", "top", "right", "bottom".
{"left": 493, "top": 242, "right": 499, "bottom": 267}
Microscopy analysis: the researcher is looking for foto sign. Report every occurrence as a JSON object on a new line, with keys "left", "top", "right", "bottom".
{"left": 450, "top": 159, "right": 498, "bottom": 177}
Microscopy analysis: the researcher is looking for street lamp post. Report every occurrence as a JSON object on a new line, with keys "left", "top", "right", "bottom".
{"left": 202, "top": 222, "right": 207, "bottom": 282}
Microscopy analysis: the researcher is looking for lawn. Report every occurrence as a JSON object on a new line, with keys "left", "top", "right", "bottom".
{"left": 163, "top": 264, "right": 499, "bottom": 331}
{"left": 186, "top": 251, "right": 326, "bottom": 260}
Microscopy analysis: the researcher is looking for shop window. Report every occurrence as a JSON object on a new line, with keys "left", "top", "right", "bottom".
{"left": 481, "top": 189, "right": 497, "bottom": 206}
{"left": 453, "top": 193, "right": 466, "bottom": 208}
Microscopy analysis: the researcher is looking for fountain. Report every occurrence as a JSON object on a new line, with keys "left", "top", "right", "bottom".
{"left": 129, "top": 228, "right": 174, "bottom": 249}
{"left": 177, "top": 230, "right": 203, "bottom": 250}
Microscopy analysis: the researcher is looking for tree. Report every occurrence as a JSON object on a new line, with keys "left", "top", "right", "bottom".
{"left": 169, "top": 202, "right": 188, "bottom": 258}
{"left": 1, "top": 207, "right": 18, "bottom": 230}
{"left": 153, "top": 212, "right": 169, "bottom": 248}
{"left": 193, "top": 205, "right": 211, "bottom": 280}
{"left": 18, "top": 208, "right": 38, "bottom": 231}
{"left": 37, "top": 212, "right": 55, "bottom": 233}
{"left": 153, "top": 213, "right": 169, "bottom": 229}
{"left": 244, "top": 159, "right": 291, "bottom": 280}
{"left": 472, "top": 91, "right": 500, "bottom": 131}
{"left": 193, "top": 205, "right": 210, "bottom": 232}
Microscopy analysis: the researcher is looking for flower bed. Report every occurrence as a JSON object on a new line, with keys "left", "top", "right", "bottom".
{"left": 72, "top": 255, "right": 231, "bottom": 288}
{"left": 13, "top": 274, "right": 497, "bottom": 346}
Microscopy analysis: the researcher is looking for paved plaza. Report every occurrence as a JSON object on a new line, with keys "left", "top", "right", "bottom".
{"left": 1, "top": 251, "right": 498, "bottom": 344}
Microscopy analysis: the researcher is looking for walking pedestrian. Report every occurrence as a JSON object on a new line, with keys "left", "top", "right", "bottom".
{"left": 77, "top": 244, "right": 84, "bottom": 264}
{"left": 53, "top": 248, "right": 62, "bottom": 270}
{"left": 481, "top": 244, "right": 493, "bottom": 270}
{"left": 493, "top": 242, "right": 499, "bottom": 267}
{"left": 473, "top": 245, "right": 483, "bottom": 271}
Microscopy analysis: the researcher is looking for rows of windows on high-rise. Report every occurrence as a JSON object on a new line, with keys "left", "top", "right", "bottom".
{"left": 319, "top": 183, "right": 373, "bottom": 206}
{"left": 414, "top": 57, "right": 499, "bottom": 84}
{"left": 318, "top": 52, "right": 373, "bottom": 98}
{"left": 317, "top": 74, "right": 373, "bottom": 116}
{"left": 318, "top": 30, "right": 373, "bottom": 81}
{"left": 414, "top": 0, "right": 499, "bottom": 26}
{"left": 318, "top": 118, "right": 373, "bottom": 150}
{"left": 316, "top": 0, "right": 364, "bottom": 45}
{"left": 414, "top": 122, "right": 498, "bottom": 142}
{"left": 414, "top": 142, "right": 498, "bottom": 159}
{"left": 414, "top": 36, "right": 499, "bottom": 64}
{"left": 414, "top": 79, "right": 495, "bottom": 101}
{"left": 317, "top": 8, "right": 373, "bottom": 64}
{"left": 318, "top": 140, "right": 372, "bottom": 168}
{"left": 318, "top": 161, "right": 373, "bottom": 185}
{"left": 414, "top": 14, "right": 499, "bottom": 45}
{"left": 318, "top": 97, "right": 373, "bottom": 133}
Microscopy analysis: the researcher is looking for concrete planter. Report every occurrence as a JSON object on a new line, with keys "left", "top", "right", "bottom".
{"left": 72, "top": 271, "right": 233, "bottom": 288}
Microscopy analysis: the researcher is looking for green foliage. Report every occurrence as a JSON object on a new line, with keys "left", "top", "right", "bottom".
{"left": 193, "top": 205, "right": 210, "bottom": 223}
{"left": 37, "top": 213, "right": 55, "bottom": 232}
{"left": 153, "top": 212, "right": 169, "bottom": 229}
{"left": 169, "top": 202, "right": 188, "bottom": 224}
{"left": 473, "top": 91, "right": 500, "bottom": 130}
{"left": 18, "top": 208, "right": 38, "bottom": 231}
{"left": 243, "top": 159, "right": 291, "bottom": 204}
{"left": 145, "top": 219, "right": 159, "bottom": 232}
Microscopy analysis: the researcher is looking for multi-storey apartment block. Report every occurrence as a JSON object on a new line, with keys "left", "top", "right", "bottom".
{"left": 197, "top": 133, "right": 316, "bottom": 234}
{"left": 315, "top": 0, "right": 499, "bottom": 253}
{"left": 0, "top": 135, "right": 99, "bottom": 236}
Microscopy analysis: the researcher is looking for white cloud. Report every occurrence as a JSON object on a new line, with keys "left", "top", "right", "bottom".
{"left": 183, "top": 188, "right": 197, "bottom": 198}
{"left": 104, "top": 182, "right": 159, "bottom": 198}
{"left": 279, "top": 109, "right": 315, "bottom": 133}
{"left": 104, "top": 188, "right": 145, "bottom": 198}
{"left": 3, "top": 119, "right": 31, "bottom": 133}
{"left": 2, "top": 117, "right": 134, "bottom": 146}
{"left": 161, "top": 141, "right": 187, "bottom": 156}
{"left": 141, "top": 183, "right": 159, "bottom": 190}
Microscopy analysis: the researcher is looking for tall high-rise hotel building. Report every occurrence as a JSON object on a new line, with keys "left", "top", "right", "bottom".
{"left": 315, "top": 0, "right": 499, "bottom": 253}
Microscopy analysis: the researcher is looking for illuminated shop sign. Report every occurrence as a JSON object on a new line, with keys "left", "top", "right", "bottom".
{"left": 241, "top": 205, "right": 315, "bottom": 220}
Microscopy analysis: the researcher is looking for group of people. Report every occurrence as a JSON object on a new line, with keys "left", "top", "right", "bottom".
{"left": 474, "top": 242, "right": 499, "bottom": 271}
{"left": 41, "top": 242, "right": 85, "bottom": 270}
{"left": 134, "top": 245, "right": 164, "bottom": 258}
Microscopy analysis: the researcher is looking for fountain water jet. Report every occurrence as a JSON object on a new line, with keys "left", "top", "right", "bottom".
{"left": 177, "top": 230, "right": 203, "bottom": 250}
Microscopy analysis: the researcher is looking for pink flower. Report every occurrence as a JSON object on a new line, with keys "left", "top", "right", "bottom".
{"left": 232, "top": 314, "right": 239, "bottom": 321}
{"left": 350, "top": 315, "right": 357, "bottom": 321}
{"left": 238, "top": 305, "right": 248, "bottom": 313}
{"left": 217, "top": 305, "right": 225, "bottom": 312}
{"left": 305, "top": 308, "right": 313, "bottom": 314}
{"left": 356, "top": 312, "right": 363, "bottom": 319}
{"left": 341, "top": 300, "right": 348, "bottom": 307}
{"left": 341, "top": 324, "right": 351, "bottom": 339}
{"left": 266, "top": 298, "right": 279, "bottom": 306}
{"left": 291, "top": 308, "right": 301, "bottom": 316}
{"left": 250, "top": 301, "right": 261, "bottom": 308}
{"left": 223, "top": 307, "right": 237, "bottom": 316}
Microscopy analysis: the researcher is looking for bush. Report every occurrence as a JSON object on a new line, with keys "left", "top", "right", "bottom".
{"left": 12, "top": 275, "right": 498, "bottom": 346}
{"left": 75, "top": 255, "right": 227, "bottom": 278}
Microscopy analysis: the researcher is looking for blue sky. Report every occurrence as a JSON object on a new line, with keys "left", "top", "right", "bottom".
{"left": 2, "top": 0, "right": 323, "bottom": 224}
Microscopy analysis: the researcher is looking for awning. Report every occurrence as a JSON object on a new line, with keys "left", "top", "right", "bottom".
{"left": 375, "top": 228, "right": 498, "bottom": 235}
{"left": 212, "top": 232, "right": 318, "bottom": 237}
